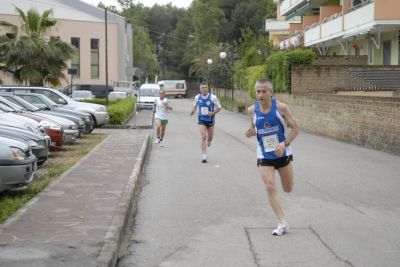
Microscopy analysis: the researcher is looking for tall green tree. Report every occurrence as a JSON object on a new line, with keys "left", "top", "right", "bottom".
{"left": 120, "top": 3, "right": 159, "bottom": 80}
{"left": 197, "top": 0, "right": 276, "bottom": 41}
{"left": 0, "top": 7, "right": 74, "bottom": 86}
{"left": 190, "top": 1, "right": 225, "bottom": 46}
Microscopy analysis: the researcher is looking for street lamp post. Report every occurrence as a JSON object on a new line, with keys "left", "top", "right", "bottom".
{"left": 207, "top": 58, "right": 213, "bottom": 93}
{"left": 219, "top": 51, "right": 227, "bottom": 97}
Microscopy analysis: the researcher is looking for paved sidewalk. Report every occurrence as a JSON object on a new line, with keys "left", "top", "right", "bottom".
{"left": 0, "top": 127, "right": 151, "bottom": 267}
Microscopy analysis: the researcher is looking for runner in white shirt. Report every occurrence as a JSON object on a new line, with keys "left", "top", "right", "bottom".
{"left": 154, "top": 89, "right": 172, "bottom": 145}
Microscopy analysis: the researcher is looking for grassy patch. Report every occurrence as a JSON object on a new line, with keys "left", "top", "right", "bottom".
{"left": 0, "top": 133, "right": 108, "bottom": 224}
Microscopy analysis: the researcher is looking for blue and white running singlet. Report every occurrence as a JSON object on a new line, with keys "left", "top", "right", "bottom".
{"left": 197, "top": 93, "right": 215, "bottom": 122}
{"left": 253, "top": 99, "right": 292, "bottom": 159}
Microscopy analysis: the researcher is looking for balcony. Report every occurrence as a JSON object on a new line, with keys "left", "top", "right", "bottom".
{"left": 265, "top": 19, "right": 290, "bottom": 33}
{"left": 343, "top": 1, "right": 374, "bottom": 36}
{"left": 303, "top": 1, "right": 375, "bottom": 47}
{"left": 280, "top": 0, "right": 309, "bottom": 17}
{"left": 279, "top": 33, "right": 302, "bottom": 49}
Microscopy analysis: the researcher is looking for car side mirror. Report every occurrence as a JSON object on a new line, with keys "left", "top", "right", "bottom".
{"left": 59, "top": 98, "right": 67, "bottom": 105}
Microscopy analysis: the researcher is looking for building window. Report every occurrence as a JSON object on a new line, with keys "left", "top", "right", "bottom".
{"left": 71, "top": 37, "right": 80, "bottom": 77}
{"left": 91, "top": 38, "right": 99, "bottom": 78}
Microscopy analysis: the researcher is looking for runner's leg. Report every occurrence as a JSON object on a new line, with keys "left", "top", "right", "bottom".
{"left": 198, "top": 124, "right": 207, "bottom": 155}
{"left": 155, "top": 119, "right": 161, "bottom": 137}
{"left": 160, "top": 123, "right": 166, "bottom": 140}
{"left": 206, "top": 125, "right": 214, "bottom": 145}
{"left": 259, "top": 166, "right": 286, "bottom": 221}
{"left": 277, "top": 162, "right": 294, "bottom": 193}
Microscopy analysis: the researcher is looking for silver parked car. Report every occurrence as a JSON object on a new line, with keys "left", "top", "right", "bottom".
{"left": 12, "top": 93, "right": 94, "bottom": 134}
{"left": 0, "top": 86, "right": 109, "bottom": 127}
{"left": 0, "top": 97, "right": 79, "bottom": 145}
{"left": 0, "top": 136, "right": 37, "bottom": 193}
{"left": 0, "top": 95, "right": 85, "bottom": 137}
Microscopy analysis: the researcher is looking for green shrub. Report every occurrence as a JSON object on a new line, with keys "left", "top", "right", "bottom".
{"left": 78, "top": 98, "right": 117, "bottom": 105}
{"left": 266, "top": 48, "right": 316, "bottom": 93}
{"left": 106, "top": 97, "right": 136, "bottom": 125}
{"left": 80, "top": 97, "right": 136, "bottom": 125}
{"left": 219, "top": 96, "right": 246, "bottom": 112}
{"left": 243, "top": 65, "right": 266, "bottom": 98}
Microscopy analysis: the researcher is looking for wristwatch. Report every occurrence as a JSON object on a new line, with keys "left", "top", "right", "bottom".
{"left": 284, "top": 140, "right": 290, "bottom": 147}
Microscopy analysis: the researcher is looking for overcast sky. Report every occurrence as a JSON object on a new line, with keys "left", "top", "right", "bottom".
{"left": 81, "top": 0, "right": 192, "bottom": 9}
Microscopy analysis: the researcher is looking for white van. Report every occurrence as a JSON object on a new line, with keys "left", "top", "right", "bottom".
{"left": 112, "top": 81, "right": 137, "bottom": 96}
{"left": 158, "top": 80, "right": 186, "bottom": 98}
{"left": 137, "top": 83, "right": 160, "bottom": 110}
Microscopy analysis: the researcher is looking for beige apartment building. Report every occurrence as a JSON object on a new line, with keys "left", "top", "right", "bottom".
{"left": 277, "top": 0, "right": 400, "bottom": 65}
{"left": 0, "top": 0, "right": 133, "bottom": 88}
{"left": 265, "top": 0, "right": 301, "bottom": 47}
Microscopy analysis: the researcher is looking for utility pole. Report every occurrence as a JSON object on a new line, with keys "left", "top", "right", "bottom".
{"left": 105, "top": 7, "right": 109, "bottom": 105}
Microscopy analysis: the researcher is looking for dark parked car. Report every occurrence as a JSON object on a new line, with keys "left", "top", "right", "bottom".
{"left": 61, "top": 84, "right": 113, "bottom": 98}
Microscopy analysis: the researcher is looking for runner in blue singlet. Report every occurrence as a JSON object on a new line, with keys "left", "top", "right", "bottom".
{"left": 190, "top": 82, "right": 222, "bottom": 163}
{"left": 245, "top": 79, "right": 299, "bottom": 236}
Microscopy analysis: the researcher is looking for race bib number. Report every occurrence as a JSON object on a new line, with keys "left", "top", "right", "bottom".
{"left": 262, "top": 134, "right": 279, "bottom": 152}
{"left": 201, "top": 107, "right": 209, "bottom": 115}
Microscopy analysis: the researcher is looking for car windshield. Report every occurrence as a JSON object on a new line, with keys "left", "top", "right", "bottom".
{"left": 36, "top": 95, "right": 58, "bottom": 107}
{"left": 0, "top": 102, "right": 15, "bottom": 112}
{"left": 140, "top": 88, "right": 159, "bottom": 97}
{"left": 3, "top": 96, "right": 40, "bottom": 112}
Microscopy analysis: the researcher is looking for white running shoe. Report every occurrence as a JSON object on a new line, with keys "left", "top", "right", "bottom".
{"left": 272, "top": 221, "right": 289, "bottom": 236}
{"left": 154, "top": 138, "right": 160, "bottom": 144}
{"left": 201, "top": 154, "right": 207, "bottom": 163}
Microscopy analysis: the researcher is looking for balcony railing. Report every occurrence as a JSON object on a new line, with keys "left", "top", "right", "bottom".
{"left": 279, "top": 33, "right": 302, "bottom": 49}
{"left": 320, "top": 13, "right": 343, "bottom": 40}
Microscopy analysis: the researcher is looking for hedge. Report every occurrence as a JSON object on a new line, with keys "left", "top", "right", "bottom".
{"left": 80, "top": 97, "right": 136, "bottom": 125}
{"left": 265, "top": 48, "right": 316, "bottom": 93}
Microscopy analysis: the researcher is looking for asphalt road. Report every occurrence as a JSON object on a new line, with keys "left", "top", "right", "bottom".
{"left": 118, "top": 98, "right": 400, "bottom": 267}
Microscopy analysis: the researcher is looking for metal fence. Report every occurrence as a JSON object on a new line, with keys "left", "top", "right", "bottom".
{"left": 346, "top": 68, "right": 400, "bottom": 91}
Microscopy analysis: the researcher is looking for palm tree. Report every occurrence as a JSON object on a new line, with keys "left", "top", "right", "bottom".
{"left": 0, "top": 7, "right": 74, "bottom": 86}
{"left": 188, "top": 44, "right": 221, "bottom": 81}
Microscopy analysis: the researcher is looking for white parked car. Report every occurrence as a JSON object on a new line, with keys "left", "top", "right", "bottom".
{"left": 137, "top": 84, "right": 160, "bottom": 110}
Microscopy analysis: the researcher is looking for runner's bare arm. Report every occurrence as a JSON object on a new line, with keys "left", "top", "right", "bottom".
{"left": 208, "top": 107, "right": 221, "bottom": 116}
{"left": 245, "top": 105, "right": 256, "bottom": 138}
{"left": 165, "top": 102, "right": 173, "bottom": 111}
{"left": 277, "top": 101, "right": 299, "bottom": 147}
{"left": 190, "top": 97, "right": 198, "bottom": 116}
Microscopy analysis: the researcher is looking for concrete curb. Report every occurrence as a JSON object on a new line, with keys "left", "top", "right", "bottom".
{"left": 96, "top": 133, "right": 150, "bottom": 267}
